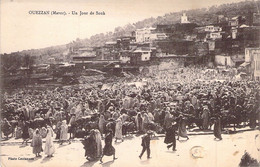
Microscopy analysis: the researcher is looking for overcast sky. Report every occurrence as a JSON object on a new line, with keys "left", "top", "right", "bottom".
{"left": 0, "top": 0, "right": 248, "bottom": 54}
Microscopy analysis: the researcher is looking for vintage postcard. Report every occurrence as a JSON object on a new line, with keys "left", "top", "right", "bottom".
{"left": 0, "top": 0, "right": 260, "bottom": 167}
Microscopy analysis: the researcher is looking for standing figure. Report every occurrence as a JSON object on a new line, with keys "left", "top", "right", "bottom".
{"left": 55, "top": 120, "right": 62, "bottom": 139}
{"left": 143, "top": 113, "right": 149, "bottom": 133}
{"left": 177, "top": 115, "right": 189, "bottom": 140}
{"left": 213, "top": 116, "right": 222, "bottom": 140}
{"left": 22, "top": 121, "right": 30, "bottom": 145}
{"left": 135, "top": 113, "right": 143, "bottom": 134}
{"left": 106, "top": 119, "right": 116, "bottom": 137}
{"left": 100, "top": 130, "right": 117, "bottom": 163}
{"left": 69, "top": 115, "right": 76, "bottom": 139}
{"left": 94, "top": 129, "right": 103, "bottom": 158}
{"left": 82, "top": 130, "right": 97, "bottom": 161}
{"left": 60, "top": 120, "right": 70, "bottom": 145}
{"left": 201, "top": 106, "right": 210, "bottom": 130}
{"left": 1, "top": 118, "right": 12, "bottom": 139}
{"left": 154, "top": 109, "right": 160, "bottom": 123}
{"left": 164, "top": 122, "right": 177, "bottom": 151}
{"left": 15, "top": 120, "right": 24, "bottom": 139}
{"left": 31, "top": 129, "right": 43, "bottom": 157}
{"left": 98, "top": 115, "right": 105, "bottom": 138}
{"left": 164, "top": 110, "right": 172, "bottom": 129}
{"left": 248, "top": 103, "right": 257, "bottom": 129}
{"left": 44, "top": 126, "right": 55, "bottom": 157}
{"left": 115, "top": 119, "right": 123, "bottom": 142}
{"left": 139, "top": 130, "right": 153, "bottom": 159}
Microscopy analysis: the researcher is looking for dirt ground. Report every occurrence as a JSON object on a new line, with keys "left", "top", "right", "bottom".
{"left": 1, "top": 129, "right": 260, "bottom": 167}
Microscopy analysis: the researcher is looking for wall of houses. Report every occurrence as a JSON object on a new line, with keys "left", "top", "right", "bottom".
{"left": 215, "top": 55, "right": 235, "bottom": 67}
{"left": 207, "top": 32, "right": 222, "bottom": 40}
{"left": 245, "top": 48, "right": 260, "bottom": 79}
{"left": 205, "top": 25, "right": 222, "bottom": 32}
{"left": 135, "top": 28, "right": 155, "bottom": 43}
{"left": 229, "top": 19, "right": 239, "bottom": 27}
{"left": 150, "top": 33, "right": 167, "bottom": 41}
{"left": 254, "top": 55, "right": 260, "bottom": 79}
{"left": 208, "top": 41, "right": 215, "bottom": 51}
{"left": 141, "top": 52, "right": 151, "bottom": 61}
{"left": 245, "top": 48, "right": 254, "bottom": 62}
{"left": 158, "top": 59, "right": 185, "bottom": 70}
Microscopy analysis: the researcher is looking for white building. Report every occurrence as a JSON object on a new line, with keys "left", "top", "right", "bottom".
{"left": 208, "top": 40, "right": 215, "bottom": 51}
{"left": 135, "top": 27, "right": 156, "bottom": 43}
{"left": 150, "top": 33, "right": 167, "bottom": 41}
{"left": 133, "top": 49, "right": 151, "bottom": 61}
{"left": 135, "top": 28, "right": 167, "bottom": 43}
{"left": 215, "top": 55, "right": 235, "bottom": 67}
{"left": 244, "top": 48, "right": 260, "bottom": 80}
{"left": 181, "top": 13, "right": 190, "bottom": 24}
{"left": 203, "top": 25, "right": 223, "bottom": 40}
{"left": 231, "top": 28, "right": 238, "bottom": 39}
{"left": 130, "top": 48, "right": 151, "bottom": 62}
{"left": 207, "top": 32, "right": 222, "bottom": 40}
{"left": 229, "top": 16, "right": 239, "bottom": 27}
{"left": 205, "top": 25, "right": 222, "bottom": 32}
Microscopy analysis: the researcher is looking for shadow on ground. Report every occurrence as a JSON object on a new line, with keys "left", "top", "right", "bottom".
{"left": 80, "top": 159, "right": 98, "bottom": 167}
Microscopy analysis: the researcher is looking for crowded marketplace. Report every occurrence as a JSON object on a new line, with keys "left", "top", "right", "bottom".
{"left": 1, "top": 65, "right": 260, "bottom": 163}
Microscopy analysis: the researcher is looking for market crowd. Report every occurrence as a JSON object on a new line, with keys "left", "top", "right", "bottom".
{"left": 1, "top": 66, "right": 260, "bottom": 160}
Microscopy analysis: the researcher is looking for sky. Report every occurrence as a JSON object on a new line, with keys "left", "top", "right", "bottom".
{"left": 0, "top": 0, "right": 247, "bottom": 54}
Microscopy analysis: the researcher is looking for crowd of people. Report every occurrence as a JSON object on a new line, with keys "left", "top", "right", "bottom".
{"left": 1, "top": 66, "right": 260, "bottom": 161}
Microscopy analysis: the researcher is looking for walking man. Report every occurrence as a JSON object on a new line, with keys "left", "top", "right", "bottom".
{"left": 164, "top": 122, "right": 177, "bottom": 151}
{"left": 139, "top": 130, "right": 153, "bottom": 159}
{"left": 100, "top": 129, "right": 117, "bottom": 163}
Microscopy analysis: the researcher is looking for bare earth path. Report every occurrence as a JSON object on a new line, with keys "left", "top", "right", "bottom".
{"left": 1, "top": 130, "right": 260, "bottom": 167}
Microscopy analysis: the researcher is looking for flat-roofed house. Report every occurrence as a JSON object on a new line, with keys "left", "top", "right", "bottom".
{"left": 130, "top": 47, "right": 152, "bottom": 65}
{"left": 244, "top": 48, "right": 260, "bottom": 80}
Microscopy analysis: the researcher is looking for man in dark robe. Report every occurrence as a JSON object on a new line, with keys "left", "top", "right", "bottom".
{"left": 164, "top": 122, "right": 177, "bottom": 151}
{"left": 1, "top": 118, "right": 12, "bottom": 139}
{"left": 247, "top": 103, "right": 256, "bottom": 128}
{"left": 100, "top": 130, "right": 117, "bottom": 163}
{"left": 22, "top": 121, "right": 30, "bottom": 145}
{"left": 213, "top": 116, "right": 222, "bottom": 140}
{"left": 82, "top": 130, "right": 97, "bottom": 161}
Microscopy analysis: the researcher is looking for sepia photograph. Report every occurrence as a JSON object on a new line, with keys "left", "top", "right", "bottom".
{"left": 0, "top": 0, "right": 260, "bottom": 166}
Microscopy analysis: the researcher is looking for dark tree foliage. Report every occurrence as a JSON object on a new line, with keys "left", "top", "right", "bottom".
{"left": 0, "top": 54, "right": 35, "bottom": 75}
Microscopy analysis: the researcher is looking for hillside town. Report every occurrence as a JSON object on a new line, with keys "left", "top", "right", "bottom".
{"left": 1, "top": 3, "right": 260, "bottom": 167}
{"left": 1, "top": 12, "right": 260, "bottom": 87}
{"left": 68, "top": 12, "right": 260, "bottom": 78}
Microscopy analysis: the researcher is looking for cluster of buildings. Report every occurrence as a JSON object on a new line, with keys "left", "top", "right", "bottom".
{"left": 5, "top": 12, "right": 256, "bottom": 84}
{"left": 2, "top": 12, "right": 260, "bottom": 88}
{"left": 67, "top": 12, "right": 260, "bottom": 79}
